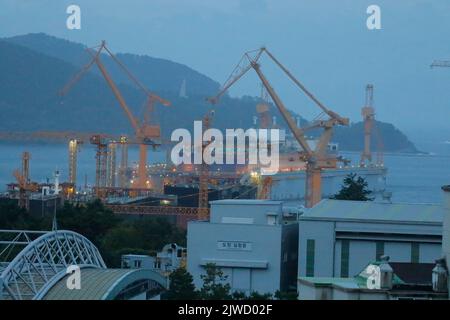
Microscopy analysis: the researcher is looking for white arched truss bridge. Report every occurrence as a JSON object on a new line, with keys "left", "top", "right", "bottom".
{"left": 0, "top": 229, "right": 106, "bottom": 300}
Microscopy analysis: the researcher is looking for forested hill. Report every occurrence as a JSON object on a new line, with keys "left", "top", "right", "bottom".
{"left": 0, "top": 33, "right": 418, "bottom": 153}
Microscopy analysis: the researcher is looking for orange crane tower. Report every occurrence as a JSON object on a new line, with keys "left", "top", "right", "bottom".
{"left": 198, "top": 110, "right": 214, "bottom": 213}
{"left": 13, "top": 152, "right": 38, "bottom": 210}
{"left": 207, "top": 47, "right": 349, "bottom": 207}
{"left": 60, "top": 41, "right": 170, "bottom": 190}
{"left": 360, "top": 84, "right": 375, "bottom": 166}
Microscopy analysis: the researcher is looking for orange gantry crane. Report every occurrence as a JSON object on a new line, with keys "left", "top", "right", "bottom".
{"left": 360, "top": 84, "right": 375, "bottom": 166}
{"left": 60, "top": 41, "right": 170, "bottom": 190}
{"left": 13, "top": 152, "right": 38, "bottom": 210}
{"left": 207, "top": 47, "right": 349, "bottom": 208}
{"left": 0, "top": 131, "right": 132, "bottom": 195}
{"left": 198, "top": 110, "right": 215, "bottom": 214}
{"left": 359, "top": 85, "right": 384, "bottom": 167}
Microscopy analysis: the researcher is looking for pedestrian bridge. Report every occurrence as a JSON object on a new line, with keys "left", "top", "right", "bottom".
{"left": 0, "top": 229, "right": 167, "bottom": 300}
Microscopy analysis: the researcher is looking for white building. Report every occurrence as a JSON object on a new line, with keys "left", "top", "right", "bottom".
{"left": 298, "top": 199, "right": 444, "bottom": 279}
{"left": 121, "top": 243, "right": 186, "bottom": 275}
{"left": 187, "top": 200, "right": 300, "bottom": 295}
{"left": 298, "top": 257, "right": 448, "bottom": 300}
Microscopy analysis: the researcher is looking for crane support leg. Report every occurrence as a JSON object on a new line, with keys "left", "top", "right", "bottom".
{"left": 306, "top": 166, "right": 322, "bottom": 208}
{"left": 119, "top": 142, "right": 128, "bottom": 188}
{"left": 137, "top": 144, "right": 148, "bottom": 189}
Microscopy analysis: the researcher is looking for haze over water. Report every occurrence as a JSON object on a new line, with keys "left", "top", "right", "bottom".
{"left": 1, "top": 142, "right": 449, "bottom": 204}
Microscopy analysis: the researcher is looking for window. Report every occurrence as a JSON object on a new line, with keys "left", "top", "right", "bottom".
{"left": 134, "top": 260, "right": 142, "bottom": 268}
{"left": 267, "top": 215, "right": 277, "bottom": 225}
{"left": 306, "top": 239, "right": 315, "bottom": 277}
{"left": 340, "top": 240, "right": 350, "bottom": 277}
{"left": 411, "top": 243, "right": 420, "bottom": 263}
{"left": 376, "top": 241, "right": 384, "bottom": 260}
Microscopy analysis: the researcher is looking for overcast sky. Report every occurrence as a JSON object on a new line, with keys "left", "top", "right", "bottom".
{"left": 1, "top": 0, "right": 450, "bottom": 142}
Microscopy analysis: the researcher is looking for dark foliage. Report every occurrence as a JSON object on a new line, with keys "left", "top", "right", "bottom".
{"left": 331, "top": 173, "right": 374, "bottom": 201}
{"left": 165, "top": 267, "right": 198, "bottom": 300}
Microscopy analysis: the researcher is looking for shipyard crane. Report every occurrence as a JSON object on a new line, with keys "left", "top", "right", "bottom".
{"left": 207, "top": 47, "right": 349, "bottom": 207}
{"left": 0, "top": 131, "right": 137, "bottom": 196}
{"left": 13, "top": 152, "right": 38, "bottom": 210}
{"left": 198, "top": 110, "right": 214, "bottom": 216}
{"left": 60, "top": 41, "right": 170, "bottom": 190}
{"left": 256, "top": 85, "right": 273, "bottom": 129}
{"left": 360, "top": 84, "right": 375, "bottom": 166}
{"left": 359, "top": 85, "right": 384, "bottom": 166}
{"left": 431, "top": 60, "right": 450, "bottom": 68}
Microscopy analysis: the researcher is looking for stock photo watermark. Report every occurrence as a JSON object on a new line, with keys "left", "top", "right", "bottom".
{"left": 66, "top": 265, "right": 81, "bottom": 290}
{"left": 170, "top": 121, "right": 280, "bottom": 175}
{"left": 367, "top": 4, "right": 381, "bottom": 30}
{"left": 66, "top": 4, "right": 81, "bottom": 30}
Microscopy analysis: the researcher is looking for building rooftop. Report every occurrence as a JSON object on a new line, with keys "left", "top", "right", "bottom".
{"left": 301, "top": 199, "right": 444, "bottom": 224}
{"left": 210, "top": 199, "right": 283, "bottom": 206}
{"left": 43, "top": 268, "right": 167, "bottom": 300}
{"left": 299, "top": 260, "right": 437, "bottom": 293}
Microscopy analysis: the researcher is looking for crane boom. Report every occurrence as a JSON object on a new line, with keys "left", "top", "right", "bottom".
{"left": 262, "top": 48, "right": 348, "bottom": 125}
{"left": 208, "top": 47, "right": 349, "bottom": 207}
{"left": 59, "top": 46, "right": 102, "bottom": 97}
{"left": 103, "top": 45, "right": 171, "bottom": 107}
{"left": 86, "top": 45, "right": 140, "bottom": 134}
{"left": 431, "top": 60, "right": 450, "bottom": 68}
{"left": 251, "top": 61, "right": 313, "bottom": 155}
{"left": 60, "top": 41, "right": 170, "bottom": 191}
{"left": 207, "top": 64, "right": 253, "bottom": 104}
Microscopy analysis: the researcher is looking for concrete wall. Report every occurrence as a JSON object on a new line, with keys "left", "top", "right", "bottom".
{"left": 442, "top": 186, "right": 450, "bottom": 299}
{"left": 187, "top": 221, "right": 285, "bottom": 295}
{"left": 299, "top": 219, "right": 442, "bottom": 278}
{"left": 335, "top": 240, "right": 376, "bottom": 277}
{"left": 209, "top": 201, "right": 283, "bottom": 225}
{"left": 298, "top": 220, "right": 335, "bottom": 277}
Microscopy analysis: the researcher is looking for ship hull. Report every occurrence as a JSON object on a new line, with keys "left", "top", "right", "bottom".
{"left": 267, "top": 166, "right": 387, "bottom": 201}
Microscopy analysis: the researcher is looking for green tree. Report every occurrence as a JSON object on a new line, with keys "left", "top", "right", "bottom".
{"left": 274, "top": 290, "right": 298, "bottom": 300}
{"left": 247, "top": 291, "right": 273, "bottom": 300}
{"left": 199, "top": 263, "right": 231, "bottom": 300}
{"left": 100, "top": 216, "right": 186, "bottom": 267}
{"left": 165, "top": 267, "right": 198, "bottom": 300}
{"left": 56, "top": 200, "right": 121, "bottom": 246}
{"left": 331, "top": 173, "right": 373, "bottom": 201}
{"left": 0, "top": 199, "right": 45, "bottom": 230}
{"left": 231, "top": 291, "right": 247, "bottom": 300}
{"left": 133, "top": 217, "right": 186, "bottom": 250}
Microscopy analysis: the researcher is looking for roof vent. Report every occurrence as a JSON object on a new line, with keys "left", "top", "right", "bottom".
{"left": 432, "top": 257, "right": 448, "bottom": 293}
{"left": 379, "top": 255, "right": 393, "bottom": 290}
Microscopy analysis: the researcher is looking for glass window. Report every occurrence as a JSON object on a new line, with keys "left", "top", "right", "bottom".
{"left": 376, "top": 241, "right": 384, "bottom": 260}
{"left": 411, "top": 243, "right": 420, "bottom": 263}
{"left": 340, "top": 240, "right": 350, "bottom": 277}
{"left": 306, "top": 239, "right": 315, "bottom": 277}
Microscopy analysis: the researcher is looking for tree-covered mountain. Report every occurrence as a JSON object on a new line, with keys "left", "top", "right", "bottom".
{"left": 334, "top": 121, "right": 418, "bottom": 153}
{"left": 0, "top": 33, "right": 419, "bottom": 153}
{"left": 5, "top": 33, "right": 220, "bottom": 96}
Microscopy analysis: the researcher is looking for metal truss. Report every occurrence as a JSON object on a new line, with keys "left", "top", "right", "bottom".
{"left": 0, "top": 230, "right": 106, "bottom": 300}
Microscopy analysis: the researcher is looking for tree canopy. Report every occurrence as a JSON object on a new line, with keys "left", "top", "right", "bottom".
{"left": 165, "top": 267, "right": 198, "bottom": 300}
{"left": 331, "top": 173, "right": 374, "bottom": 201}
